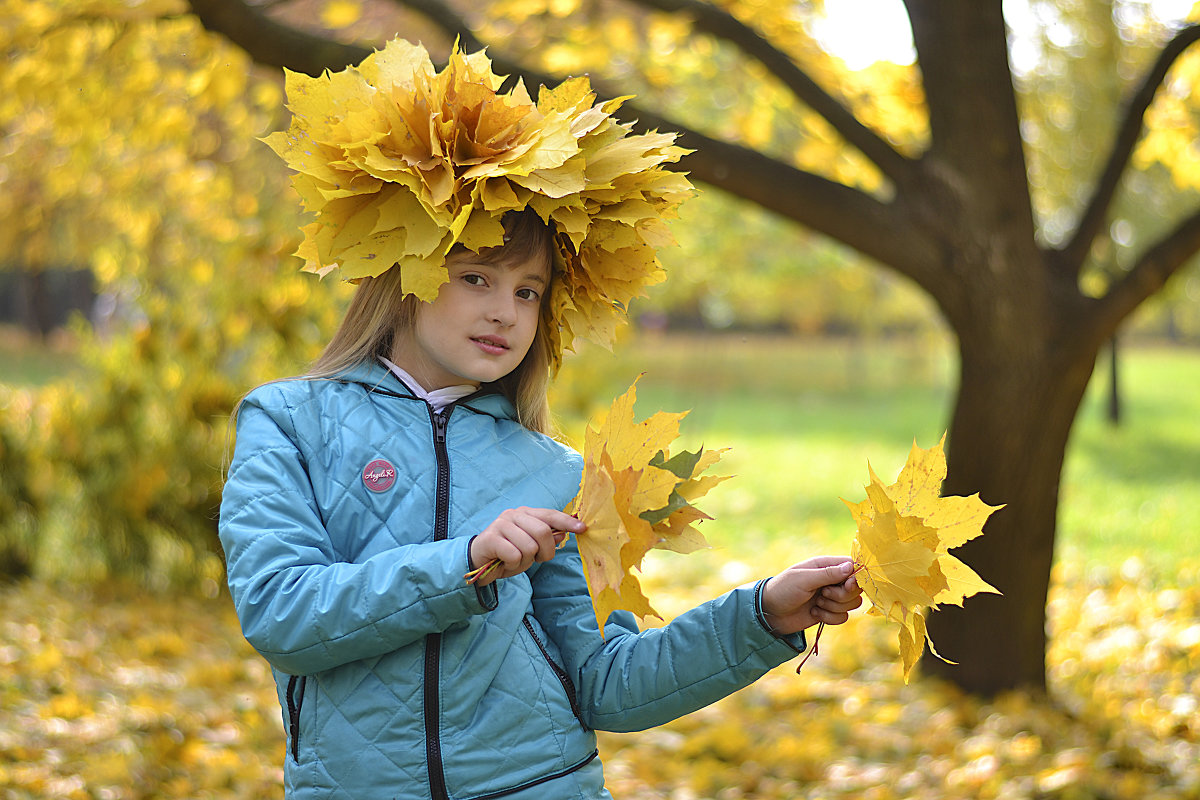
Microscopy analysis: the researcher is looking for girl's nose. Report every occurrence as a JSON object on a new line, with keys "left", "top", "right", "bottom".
{"left": 489, "top": 297, "right": 517, "bottom": 327}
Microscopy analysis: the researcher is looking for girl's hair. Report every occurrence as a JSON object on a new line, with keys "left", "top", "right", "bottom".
{"left": 308, "top": 209, "right": 558, "bottom": 434}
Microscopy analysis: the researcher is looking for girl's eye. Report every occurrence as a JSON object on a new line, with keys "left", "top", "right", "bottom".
{"left": 516, "top": 288, "right": 540, "bottom": 301}
{"left": 462, "top": 273, "right": 486, "bottom": 286}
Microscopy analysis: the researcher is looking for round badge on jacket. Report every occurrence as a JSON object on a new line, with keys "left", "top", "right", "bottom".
{"left": 362, "top": 459, "right": 397, "bottom": 493}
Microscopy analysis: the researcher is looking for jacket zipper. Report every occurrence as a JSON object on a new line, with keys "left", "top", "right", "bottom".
{"left": 424, "top": 407, "right": 452, "bottom": 800}
{"left": 522, "top": 617, "right": 588, "bottom": 730}
{"left": 286, "top": 674, "right": 307, "bottom": 762}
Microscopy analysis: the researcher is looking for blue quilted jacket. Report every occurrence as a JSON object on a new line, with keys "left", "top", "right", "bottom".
{"left": 219, "top": 361, "right": 806, "bottom": 799}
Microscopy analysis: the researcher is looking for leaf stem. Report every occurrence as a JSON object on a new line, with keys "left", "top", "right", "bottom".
{"left": 464, "top": 558, "right": 502, "bottom": 584}
{"left": 463, "top": 530, "right": 571, "bottom": 584}
{"left": 795, "top": 622, "right": 825, "bottom": 673}
{"left": 793, "top": 565, "right": 861, "bottom": 673}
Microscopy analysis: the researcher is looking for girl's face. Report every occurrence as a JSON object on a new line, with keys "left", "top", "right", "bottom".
{"left": 391, "top": 250, "right": 549, "bottom": 391}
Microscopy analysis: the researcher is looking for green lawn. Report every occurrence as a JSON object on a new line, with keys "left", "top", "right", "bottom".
{"left": 571, "top": 334, "right": 1199, "bottom": 580}
{"left": 0, "top": 327, "right": 78, "bottom": 386}
{"left": 1061, "top": 344, "right": 1200, "bottom": 575}
{"left": 3, "top": 329, "right": 1196, "bottom": 578}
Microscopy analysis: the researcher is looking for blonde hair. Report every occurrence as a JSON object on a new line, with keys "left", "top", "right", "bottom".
{"left": 309, "top": 210, "right": 557, "bottom": 435}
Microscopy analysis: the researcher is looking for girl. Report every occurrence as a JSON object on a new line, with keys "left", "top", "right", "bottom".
{"left": 220, "top": 41, "right": 862, "bottom": 799}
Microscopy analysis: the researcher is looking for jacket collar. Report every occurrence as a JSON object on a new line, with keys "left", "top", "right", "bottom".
{"left": 333, "top": 360, "right": 519, "bottom": 422}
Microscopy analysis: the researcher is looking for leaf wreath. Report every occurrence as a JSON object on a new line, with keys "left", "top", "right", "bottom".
{"left": 262, "top": 38, "right": 695, "bottom": 370}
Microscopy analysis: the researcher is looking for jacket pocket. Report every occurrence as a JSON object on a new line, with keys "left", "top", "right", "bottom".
{"left": 522, "top": 616, "right": 588, "bottom": 731}
{"left": 286, "top": 674, "right": 308, "bottom": 762}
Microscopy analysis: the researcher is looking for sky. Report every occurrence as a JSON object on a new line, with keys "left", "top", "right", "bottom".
{"left": 812, "top": 0, "right": 1198, "bottom": 71}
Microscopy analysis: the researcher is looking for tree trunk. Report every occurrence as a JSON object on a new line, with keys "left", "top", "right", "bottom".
{"left": 1107, "top": 335, "right": 1121, "bottom": 425}
{"left": 924, "top": 331, "right": 1098, "bottom": 694}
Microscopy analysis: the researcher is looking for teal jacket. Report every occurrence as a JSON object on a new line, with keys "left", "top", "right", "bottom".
{"left": 219, "top": 362, "right": 805, "bottom": 799}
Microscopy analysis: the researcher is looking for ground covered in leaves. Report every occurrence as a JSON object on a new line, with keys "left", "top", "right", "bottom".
{"left": 1, "top": 557, "right": 1197, "bottom": 799}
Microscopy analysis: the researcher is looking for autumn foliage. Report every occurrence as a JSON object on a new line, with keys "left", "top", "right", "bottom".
{"left": 1, "top": 558, "right": 1196, "bottom": 799}
{"left": 0, "top": 12, "right": 1196, "bottom": 799}
{"left": 0, "top": 3, "right": 347, "bottom": 584}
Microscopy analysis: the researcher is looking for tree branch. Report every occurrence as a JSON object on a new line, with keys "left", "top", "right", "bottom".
{"left": 186, "top": 0, "right": 370, "bottom": 76}
{"left": 381, "top": 0, "right": 482, "bottom": 51}
{"left": 620, "top": 0, "right": 914, "bottom": 184}
{"left": 903, "top": 0, "right": 1036, "bottom": 242}
{"left": 628, "top": 106, "right": 939, "bottom": 283}
{"left": 1058, "top": 23, "right": 1200, "bottom": 273}
{"left": 1093, "top": 205, "right": 1200, "bottom": 337}
{"left": 625, "top": 112, "right": 955, "bottom": 315}
{"left": 185, "top": 0, "right": 940, "bottom": 288}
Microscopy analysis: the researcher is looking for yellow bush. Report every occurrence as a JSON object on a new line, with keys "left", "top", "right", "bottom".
{"left": 0, "top": 4, "right": 356, "bottom": 588}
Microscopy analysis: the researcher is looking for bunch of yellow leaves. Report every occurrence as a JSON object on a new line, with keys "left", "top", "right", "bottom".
{"left": 262, "top": 38, "right": 694, "bottom": 369}
{"left": 567, "top": 378, "right": 729, "bottom": 634}
{"left": 845, "top": 436, "right": 1003, "bottom": 682}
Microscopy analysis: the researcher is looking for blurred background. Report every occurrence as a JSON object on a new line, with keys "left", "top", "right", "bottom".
{"left": 0, "top": 1, "right": 1196, "bottom": 797}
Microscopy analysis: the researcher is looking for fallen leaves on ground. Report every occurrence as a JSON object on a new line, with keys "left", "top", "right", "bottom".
{"left": 600, "top": 554, "right": 1200, "bottom": 800}
{"left": 1, "top": 554, "right": 1197, "bottom": 799}
{"left": 0, "top": 582, "right": 283, "bottom": 800}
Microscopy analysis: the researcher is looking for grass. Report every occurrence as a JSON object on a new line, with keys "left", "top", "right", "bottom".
{"left": 567, "top": 333, "right": 1200, "bottom": 581}
{"left": 1061, "top": 344, "right": 1200, "bottom": 574}
{"left": 0, "top": 326, "right": 78, "bottom": 386}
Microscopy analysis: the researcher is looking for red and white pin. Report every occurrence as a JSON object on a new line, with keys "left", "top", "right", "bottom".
{"left": 362, "top": 459, "right": 397, "bottom": 493}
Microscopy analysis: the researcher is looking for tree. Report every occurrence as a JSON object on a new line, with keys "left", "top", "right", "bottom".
{"left": 0, "top": 2, "right": 349, "bottom": 583}
{"left": 184, "top": 0, "right": 1200, "bottom": 695}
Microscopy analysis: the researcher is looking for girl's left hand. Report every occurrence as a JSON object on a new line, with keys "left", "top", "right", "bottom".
{"left": 759, "top": 556, "right": 863, "bottom": 636}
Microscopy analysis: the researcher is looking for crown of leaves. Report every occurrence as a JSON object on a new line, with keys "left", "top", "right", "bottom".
{"left": 263, "top": 38, "right": 695, "bottom": 368}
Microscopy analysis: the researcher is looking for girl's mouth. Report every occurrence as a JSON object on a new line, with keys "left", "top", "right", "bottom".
{"left": 471, "top": 336, "right": 509, "bottom": 355}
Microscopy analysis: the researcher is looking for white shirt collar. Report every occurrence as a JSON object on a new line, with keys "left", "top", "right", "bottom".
{"left": 379, "top": 357, "right": 478, "bottom": 413}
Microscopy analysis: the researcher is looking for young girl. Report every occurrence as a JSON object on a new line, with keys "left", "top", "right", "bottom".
{"left": 220, "top": 40, "right": 862, "bottom": 799}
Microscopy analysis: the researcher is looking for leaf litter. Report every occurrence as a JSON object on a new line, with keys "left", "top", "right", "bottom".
{"left": 0, "top": 560, "right": 1196, "bottom": 799}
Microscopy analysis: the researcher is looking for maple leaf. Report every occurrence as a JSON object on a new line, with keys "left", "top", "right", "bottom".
{"left": 846, "top": 435, "right": 1003, "bottom": 683}
{"left": 566, "top": 377, "right": 729, "bottom": 635}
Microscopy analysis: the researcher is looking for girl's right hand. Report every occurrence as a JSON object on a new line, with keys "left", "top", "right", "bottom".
{"left": 468, "top": 507, "right": 585, "bottom": 587}
{"left": 759, "top": 556, "right": 863, "bottom": 635}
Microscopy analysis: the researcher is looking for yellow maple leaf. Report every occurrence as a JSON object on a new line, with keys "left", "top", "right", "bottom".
{"left": 567, "top": 377, "right": 727, "bottom": 635}
{"left": 846, "top": 435, "right": 1003, "bottom": 682}
{"left": 571, "top": 455, "right": 628, "bottom": 595}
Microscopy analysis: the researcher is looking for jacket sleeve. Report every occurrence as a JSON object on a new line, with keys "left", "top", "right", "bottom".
{"left": 529, "top": 537, "right": 806, "bottom": 733}
{"left": 218, "top": 387, "right": 497, "bottom": 676}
